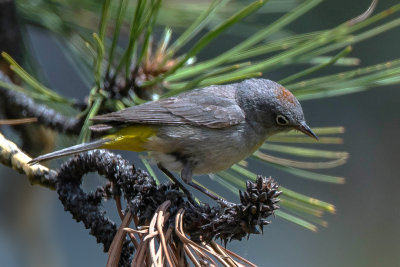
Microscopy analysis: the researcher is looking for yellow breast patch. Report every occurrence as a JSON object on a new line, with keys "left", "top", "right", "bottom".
{"left": 101, "top": 125, "right": 157, "bottom": 152}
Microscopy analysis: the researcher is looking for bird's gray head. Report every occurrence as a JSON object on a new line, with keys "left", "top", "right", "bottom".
{"left": 236, "top": 78, "right": 318, "bottom": 139}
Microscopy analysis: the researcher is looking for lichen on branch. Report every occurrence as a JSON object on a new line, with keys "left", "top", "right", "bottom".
{"left": 0, "top": 131, "right": 57, "bottom": 189}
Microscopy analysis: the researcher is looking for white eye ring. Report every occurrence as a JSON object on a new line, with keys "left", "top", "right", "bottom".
{"left": 276, "top": 115, "right": 289, "bottom": 126}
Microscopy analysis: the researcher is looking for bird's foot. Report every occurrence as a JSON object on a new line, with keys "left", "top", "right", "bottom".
{"left": 187, "top": 182, "right": 233, "bottom": 207}
{"left": 216, "top": 199, "right": 235, "bottom": 208}
{"left": 157, "top": 164, "right": 197, "bottom": 205}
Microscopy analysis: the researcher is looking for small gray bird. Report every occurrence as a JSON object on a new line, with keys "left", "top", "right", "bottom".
{"left": 30, "top": 79, "right": 317, "bottom": 198}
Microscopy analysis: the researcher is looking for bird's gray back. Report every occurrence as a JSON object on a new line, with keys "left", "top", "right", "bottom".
{"left": 91, "top": 83, "right": 245, "bottom": 129}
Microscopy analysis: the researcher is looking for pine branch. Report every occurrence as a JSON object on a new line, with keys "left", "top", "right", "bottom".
{"left": 0, "top": 131, "right": 280, "bottom": 266}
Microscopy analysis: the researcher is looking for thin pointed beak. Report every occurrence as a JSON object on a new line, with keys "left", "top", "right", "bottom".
{"left": 296, "top": 122, "right": 318, "bottom": 140}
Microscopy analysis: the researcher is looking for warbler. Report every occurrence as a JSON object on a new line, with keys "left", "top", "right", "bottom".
{"left": 30, "top": 79, "right": 317, "bottom": 195}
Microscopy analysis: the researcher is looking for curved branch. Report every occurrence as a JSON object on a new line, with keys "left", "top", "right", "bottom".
{"left": 0, "top": 131, "right": 57, "bottom": 189}
{"left": 0, "top": 132, "right": 281, "bottom": 266}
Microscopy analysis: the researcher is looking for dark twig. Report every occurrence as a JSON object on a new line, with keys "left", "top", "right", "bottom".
{"left": 0, "top": 71, "right": 83, "bottom": 134}
{"left": 54, "top": 149, "right": 280, "bottom": 244}
{"left": 55, "top": 150, "right": 137, "bottom": 266}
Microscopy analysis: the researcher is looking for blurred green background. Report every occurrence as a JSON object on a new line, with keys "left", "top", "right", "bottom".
{"left": 0, "top": 0, "right": 399, "bottom": 266}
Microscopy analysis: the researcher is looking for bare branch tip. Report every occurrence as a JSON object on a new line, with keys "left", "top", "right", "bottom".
{"left": 347, "top": 0, "right": 378, "bottom": 26}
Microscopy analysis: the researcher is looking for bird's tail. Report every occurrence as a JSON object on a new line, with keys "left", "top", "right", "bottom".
{"left": 29, "top": 138, "right": 111, "bottom": 164}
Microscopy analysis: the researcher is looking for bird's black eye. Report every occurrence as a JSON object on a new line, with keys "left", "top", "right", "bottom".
{"left": 276, "top": 115, "right": 289, "bottom": 126}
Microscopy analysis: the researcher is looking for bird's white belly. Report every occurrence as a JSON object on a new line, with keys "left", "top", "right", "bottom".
{"left": 145, "top": 124, "right": 267, "bottom": 175}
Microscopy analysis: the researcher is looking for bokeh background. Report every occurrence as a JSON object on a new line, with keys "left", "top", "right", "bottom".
{"left": 0, "top": 0, "right": 399, "bottom": 266}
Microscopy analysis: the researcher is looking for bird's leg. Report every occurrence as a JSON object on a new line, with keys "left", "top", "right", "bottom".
{"left": 157, "top": 163, "right": 196, "bottom": 205}
{"left": 182, "top": 163, "right": 233, "bottom": 207}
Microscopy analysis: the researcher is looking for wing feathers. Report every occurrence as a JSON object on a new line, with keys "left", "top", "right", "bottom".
{"left": 91, "top": 89, "right": 245, "bottom": 129}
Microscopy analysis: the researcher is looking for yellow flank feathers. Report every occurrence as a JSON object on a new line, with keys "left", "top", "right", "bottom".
{"left": 100, "top": 125, "right": 157, "bottom": 152}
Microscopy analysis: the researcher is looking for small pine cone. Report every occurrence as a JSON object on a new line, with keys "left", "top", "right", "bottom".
{"left": 184, "top": 175, "right": 281, "bottom": 243}
{"left": 237, "top": 175, "right": 281, "bottom": 234}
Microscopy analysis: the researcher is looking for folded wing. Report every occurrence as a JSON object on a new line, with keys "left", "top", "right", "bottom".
{"left": 91, "top": 90, "right": 245, "bottom": 129}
